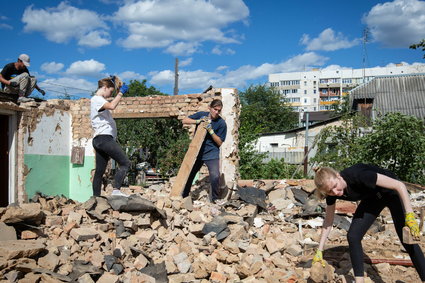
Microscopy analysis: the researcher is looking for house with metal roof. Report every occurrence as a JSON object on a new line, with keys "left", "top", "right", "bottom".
{"left": 350, "top": 73, "right": 425, "bottom": 120}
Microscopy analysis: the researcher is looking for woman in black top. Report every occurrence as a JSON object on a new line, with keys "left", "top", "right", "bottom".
{"left": 312, "top": 163, "right": 425, "bottom": 283}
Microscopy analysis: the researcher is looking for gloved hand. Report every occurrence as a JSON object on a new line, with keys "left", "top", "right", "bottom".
{"left": 195, "top": 116, "right": 208, "bottom": 125}
{"left": 9, "top": 81, "right": 18, "bottom": 87}
{"left": 405, "top": 212, "right": 420, "bottom": 238}
{"left": 205, "top": 123, "right": 214, "bottom": 135}
{"left": 312, "top": 249, "right": 325, "bottom": 267}
{"left": 119, "top": 84, "right": 129, "bottom": 95}
{"left": 39, "top": 89, "right": 46, "bottom": 96}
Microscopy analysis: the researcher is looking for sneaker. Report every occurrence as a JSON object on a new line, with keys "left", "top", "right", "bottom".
{"left": 214, "top": 199, "right": 227, "bottom": 206}
{"left": 111, "top": 190, "right": 128, "bottom": 197}
{"left": 17, "top": 97, "right": 34, "bottom": 103}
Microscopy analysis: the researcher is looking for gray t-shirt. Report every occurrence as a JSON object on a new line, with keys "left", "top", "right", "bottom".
{"left": 90, "top": 95, "right": 117, "bottom": 139}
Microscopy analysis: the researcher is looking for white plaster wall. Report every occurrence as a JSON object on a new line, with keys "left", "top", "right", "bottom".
{"left": 72, "top": 137, "right": 94, "bottom": 157}
{"left": 24, "top": 111, "right": 71, "bottom": 156}
{"left": 219, "top": 88, "right": 239, "bottom": 188}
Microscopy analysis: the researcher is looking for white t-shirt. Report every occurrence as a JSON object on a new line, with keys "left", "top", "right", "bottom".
{"left": 90, "top": 95, "right": 117, "bottom": 139}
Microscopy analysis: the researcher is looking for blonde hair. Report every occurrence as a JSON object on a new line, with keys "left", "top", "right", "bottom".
{"left": 98, "top": 75, "right": 123, "bottom": 90}
{"left": 313, "top": 166, "right": 339, "bottom": 198}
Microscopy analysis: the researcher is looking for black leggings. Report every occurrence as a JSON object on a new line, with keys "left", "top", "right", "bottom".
{"left": 347, "top": 192, "right": 425, "bottom": 280}
{"left": 92, "top": 135, "right": 130, "bottom": 196}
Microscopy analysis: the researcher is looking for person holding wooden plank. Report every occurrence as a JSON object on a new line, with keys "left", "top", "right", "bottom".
{"left": 182, "top": 99, "right": 227, "bottom": 202}
{"left": 90, "top": 76, "right": 130, "bottom": 197}
{"left": 312, "top": 163, "right": 425, "bottom": 283}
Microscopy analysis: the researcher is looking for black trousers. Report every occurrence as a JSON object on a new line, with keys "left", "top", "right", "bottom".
{"left": 182, "top": 158, "right": 220, "bottom": 201}
{"left": 347, "top": 191, "right": 425, "bottom": 280}
{"left": 92, "top": 135, "right": 130, "bottom": 196}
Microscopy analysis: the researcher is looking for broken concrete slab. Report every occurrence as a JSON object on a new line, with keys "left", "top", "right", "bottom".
{"left": 0, "top": 222, "right": 17, "bottom": 241}
{"left": 237, "top": 187, "right": 267, "bottom": 209}
{"left": 0, "top": 240, "right": 45, "bottom": 260}
{"left": 1, "top": 203, "right": 44, "bottom": 224}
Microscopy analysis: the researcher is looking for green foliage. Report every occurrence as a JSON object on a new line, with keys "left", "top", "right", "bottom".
{"left": 116, "top": 80, "right": 189, "bottom": 183}
{"left": 238, "top": 84, "right": 299, "bottom": 179}
{"left": 330, "top": 95, "right": 351, "bottom": 116}
{"left": 312, "top": 112, "right": 425, "bottom": 184}
{"left": 410, "top": 39, "right": 425, "bottom": 59}
{"left": 157, "top": 134, "right": 191, "bottom": 177}
{"left": 126, "top": 79, "right": 165, "bottom": 97}
{"left": 356, "top": 112, "right": 425, "bottom": 184}
{"left": 239, "top": 85, "right": 298, "bottom": 133}
{"left": 311, "top": 113, "right": 369, "bottom": 170}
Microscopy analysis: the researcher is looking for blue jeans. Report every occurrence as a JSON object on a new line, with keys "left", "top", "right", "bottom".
{"left": 92, "top": 135, "right": 130, "bottom": 196}
{"left": 182, "top": 158, "right": 220, "bottom": 201}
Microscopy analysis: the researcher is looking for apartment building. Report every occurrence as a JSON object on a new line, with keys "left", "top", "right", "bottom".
{"left": 268, "top": 64, "right": 425, "bottom": 111}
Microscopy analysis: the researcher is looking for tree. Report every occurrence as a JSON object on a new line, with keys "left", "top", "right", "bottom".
{"left": 239, "top": 85, "right": 297, "bottom": 133}
{"left": 312, "top": 112, "right": 425, "bottom": 185}
{"left": 311, "top": 113, "right": 368, "bottom": 170}
{"left": 410, "top": 39, "right": 425, "bottom": 58}
{"left": 238, "top": 84, "right": 299, "bottom": 179}
{"left": 357, "top": 112, "right": 425, "bottom": 184}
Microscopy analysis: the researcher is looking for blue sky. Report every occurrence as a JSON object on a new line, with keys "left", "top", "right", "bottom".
{"left": 1, "top": 0, "right": 425, "bottom": 99}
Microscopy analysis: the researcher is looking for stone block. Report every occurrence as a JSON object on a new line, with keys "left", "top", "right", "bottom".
{"left": 135, "top": 230, "right": 155, "bottom": 243}
{"left": 70, "top": 227, "right": 99, "bottom": 241}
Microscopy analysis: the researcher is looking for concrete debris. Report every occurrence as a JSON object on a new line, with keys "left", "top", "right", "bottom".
{"left": 0, "top": 181, "right": 423, "bottom": 282}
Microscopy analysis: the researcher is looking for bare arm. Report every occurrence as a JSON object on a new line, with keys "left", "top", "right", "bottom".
{"left": 0, "top": 74, "right": 12, "bottom": 86}
{"left": 376, "top": 173, "right": 413, "bottom": 213}
{"left": 182, "top": 117, "right": 197, "bottom": 125}
{"left": 100, "top": 93, "right": 123, "bottom": 111}
{"left": 318, "top": 203, "right": 336, "bottom": 251}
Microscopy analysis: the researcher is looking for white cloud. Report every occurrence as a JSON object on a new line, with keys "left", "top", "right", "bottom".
{"left": 165, "top": 42, "right": 200, "bottom": 56}
{"left": 149, "top": 52, "right": 329, "bottom": 91}
{"left": 212, "top": 45, "right": 236, "bottom": 55}
{"left": 117, "top": 71, "right": 146, "bottom": 82}
{"left": 216, "top": 65, "right": 228, "bottom": 71}
{"left": 41, "top": 62, "right": 64, "bottom": 73}
{"left": 114, "top": 0, "right": 249, "bottom": 50}
{"left": 78, "top": 31, "right": 111, "bottom": 48}
{"left": 300, "top": 28, "right": 361, "bottom": 51}
{"left": 0, "top": 23, "right": 12, "bottom": 30}
{"left": 321, "top": 65, "right": 352, "bottom": 71}
{"left": 22, "top": 2, "right": 110, "bottom": 47}
{"left": 66, "top": 59, "right": 106, "bottom": 77}
{"left": 363, "top": 0, "right": 425, "bottom": 47}
{"left": 180, "top": 58, "right": 193, "bottom": 67}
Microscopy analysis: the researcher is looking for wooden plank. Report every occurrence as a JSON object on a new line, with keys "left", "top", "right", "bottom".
{"left": 170, "top": 122, "right": 207, "bottom": 197}
{"left": 112, "top": 112, "right": 175, "bottom": 119}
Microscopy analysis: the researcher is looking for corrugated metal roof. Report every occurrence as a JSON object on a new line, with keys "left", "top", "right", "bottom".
{"left": 350, "top": 73, "right": 425, "bottom": 119}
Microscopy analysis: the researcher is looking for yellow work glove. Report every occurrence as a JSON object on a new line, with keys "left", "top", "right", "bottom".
{"left": 312, "top": 249, "right": 325, "bottom": 267}
{"left": 205, "top": 123, "right": 215, "bottom": 135}
{"left": 405, "top": 212, "right": 420, "bottom": 238}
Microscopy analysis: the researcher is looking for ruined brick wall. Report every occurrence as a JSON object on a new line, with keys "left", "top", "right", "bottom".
{"left": 15, "top": 88, "right": 240, "bottom": 203}
{"left": 71, "top": 91, "right": 223, "bottom": 141}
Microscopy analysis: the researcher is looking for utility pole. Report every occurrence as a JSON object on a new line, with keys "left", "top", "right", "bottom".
{"left": 362, "top": 28, "right": 369, "bottom": 84}
{"left": 303, "top": 112, "right": 309, "bottom": 177}
{"left": 173, "top": 58, "right": 179, "bottom": 95}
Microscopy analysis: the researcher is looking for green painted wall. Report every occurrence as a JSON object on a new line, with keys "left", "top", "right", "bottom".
{"left": 25, "top": 154, "right": 95, "bottom": 202}
{"left": 24, "top": 154, "right": 70, "bottom": 199}
{"left": 69, "top": 156, "right": 95, "bottom": 202}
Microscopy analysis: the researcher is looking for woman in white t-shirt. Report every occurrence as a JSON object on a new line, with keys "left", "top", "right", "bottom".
{"left": 90, "top": 76, "right": 129, "bottom": 197}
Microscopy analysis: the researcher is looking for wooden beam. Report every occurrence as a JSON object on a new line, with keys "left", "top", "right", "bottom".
{"left": 112, "top": 112, "right": 175, "bottom": 119}
{"left": 170, "top": 122, "right": 207, "bottom": 197}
